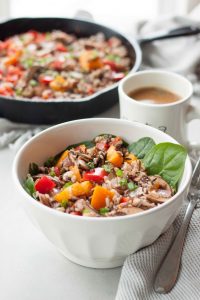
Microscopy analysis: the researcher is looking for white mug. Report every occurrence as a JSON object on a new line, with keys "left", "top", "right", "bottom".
{"left": 118, "top": 70, "right": 200, "bottom": 149}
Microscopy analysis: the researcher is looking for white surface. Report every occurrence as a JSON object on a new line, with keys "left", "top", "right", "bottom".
{"left": 0, "top": 100, "right": 200, "bottom": 300}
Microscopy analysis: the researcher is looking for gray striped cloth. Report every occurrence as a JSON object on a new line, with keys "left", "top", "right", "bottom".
{"left": 116, "top": 202, "right": 200, "bottom": 300}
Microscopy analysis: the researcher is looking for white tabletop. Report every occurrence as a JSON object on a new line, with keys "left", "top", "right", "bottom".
{"left": 0, "top": 101, "right": 200, "bottom": 300}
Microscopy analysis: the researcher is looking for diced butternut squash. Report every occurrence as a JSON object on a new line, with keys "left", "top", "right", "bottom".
{"left": 54, "top": 188, "right": 72, "bottom": 203}
{"left": 5, "top": 50, "right": 22, "bottom": 66}
{"left": 50, "top": 75, "right": 68, "bottom": 92}
{"left": 71, "top": 182, "right": 85, "bottom": 197}
{"left": 106, "top": 145, "right": 123, "bottom": 167}
{"left": 79, "top": 50, "right": 103, "bottom": 71}
{"left": 71, "top": 181, "right": 93, "bottom": 197}
{"left": 125, "top": 153, "right": 137, "bottom": 164}
{"left": 81, "top": 181, "right": 93, "bottom": 195}
{"left": 91, "top": 186, "right": 114, "bottom": 210}
{"left": 56, "top": 150, "right": 69, "bottom": 168}
{"left": 69, "top": 165, "right": 82, "bottom": 182}
{"left": 54, "top": 181, "right": 93, "bottom": 202}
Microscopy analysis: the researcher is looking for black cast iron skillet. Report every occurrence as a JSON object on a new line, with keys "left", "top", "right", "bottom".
{"left": 0, "top": 18, "right": 199, "bottom": 124}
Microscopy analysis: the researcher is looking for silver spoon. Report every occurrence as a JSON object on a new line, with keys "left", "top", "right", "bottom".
{"left": 154, "top": 157, "right": 200, "bottom": 293}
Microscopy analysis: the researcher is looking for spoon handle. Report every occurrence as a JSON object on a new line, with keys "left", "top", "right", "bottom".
{"left": 154, "top": 199, "right": 196, "bottom": 293}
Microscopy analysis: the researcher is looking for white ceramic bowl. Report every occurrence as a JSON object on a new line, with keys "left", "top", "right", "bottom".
{"left": 13, "top": 118, "right": 192, "bottom": 268}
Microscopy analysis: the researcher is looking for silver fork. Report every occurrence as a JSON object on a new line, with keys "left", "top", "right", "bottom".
{"left": 154, "top": 157, "right": 200, "bottom": 294}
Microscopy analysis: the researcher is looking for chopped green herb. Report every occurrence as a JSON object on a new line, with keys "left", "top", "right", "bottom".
{"left": 116, "top": 169, "right": 123, "bottom": 177}
{"left": 106, "top": 54, "right": 121, "bottom": 63}
{"left": 24, "top": 176, "right": 36, "bottom": 198}
{"left": 29, "top": 162, "right": 40, "bottom": 176}
{"left": 22, "top": 58, "right": 34, "bottom": 68}
{"left": 82, "top": 208, "right": 91, "bottom": 215}
{"left": 120, "top": 178, "right": 128, "bottom": 187}
{"left": 103, "top": 164, "right": 111, "bottom": 173}
{"left": 99, "top": 207, "right": 110, "bottom": 215}
{"left": 29, "top": 79, "right": 38, "bottom": 86}
{"left": 15, "top": 88, "right": 22, "bottom": 96}
{"left": 61, "top": 200, "right": 68, "bottom": 208}
{"left": 91, "top": 50, "right": 99, "bottom": 59}
{"left": 87, "top": 162, "right": 95, "bottom": 169}
{"left": 127, "top": 182, "right": 138, "bottom": 191}
{"left": 49, "top": 168, "right": 56, "bottom": 177}
{"left": 45, "top": 32, "right": 51, "bottom": 39}
{"left": 63, "top": 181, "right": 73, "bottom": 188}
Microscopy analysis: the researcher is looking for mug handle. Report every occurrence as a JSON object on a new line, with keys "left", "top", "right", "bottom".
{"left": 186, "top": 104, "right": 200, "bottom": 150}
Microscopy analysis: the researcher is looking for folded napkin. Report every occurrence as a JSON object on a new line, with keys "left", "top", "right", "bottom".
{"left": 0, "top": 118, "right": 46, "bottom": 151}
{"left": 116, "top": 202, "right": 200, "bottom": 300}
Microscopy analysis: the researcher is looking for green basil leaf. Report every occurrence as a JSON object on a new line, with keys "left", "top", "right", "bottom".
{"left": 128, "top": 137, "right": 155, "bottom": 159}
{"left": 24, "top": 176, "right": 36, "bottom": 198}
{"left": 143, "top": 142, "right": 187, "bottom": 190}
{"left": 66, "top": 140, "right": 95, "bottom": 150}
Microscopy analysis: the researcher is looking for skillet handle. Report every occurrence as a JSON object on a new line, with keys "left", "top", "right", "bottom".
{"left": 74, "top": 10, "right": 94, "bottom": 22}
{"left": 138, "top": 25, "right": 200, "bottom": 45}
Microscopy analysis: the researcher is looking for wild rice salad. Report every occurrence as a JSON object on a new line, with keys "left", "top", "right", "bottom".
{"left": 24, "top": 134, "right": 176, "bottom": 217}
{"left": 0, "top": 30, "right": 131, "bottom": 100}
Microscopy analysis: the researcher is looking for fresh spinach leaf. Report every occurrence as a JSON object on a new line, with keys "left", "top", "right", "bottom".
{"left": 143, "top": 142, "right": 187, "bottom": 190}
{"left": 29, "top": 162, "right": 40, "bottom": 176}
{"left": 44, "top": 157, "right": 56, "bottom": 168}
{"left": 24, "top": 176, "right": 36, "bottom": 198}
{"left": 128, "top": 137, "right": 155, "bottom": 159}
{"left": 44, "top": 150, "right": 65, "bottom": 167}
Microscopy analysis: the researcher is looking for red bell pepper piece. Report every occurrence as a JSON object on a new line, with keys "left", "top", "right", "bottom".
{"left": 0, "top": 85, "right": 14, "bottom": 96}
{"left": 35, "top": 176, "right": 56, "bottom": 194}
{"left": 56, "top": 43, "right": 67, "bottom": 52}
{"left": 83, "top": 168, "right": 108, "bottom": 183}
{"left": 120, "top": 197, "right": 129, "bottom": 203}
{"left": 5, "top": 74, "right": 19, "bottom": 83}
{"left": 70, "top": 211, "right": 82, "bottom": 216}
{"left": 103, "top": 60, "right": 117, "bottom": 70}
{"left": 112, "top": 72, "right": 125, "bottom": 81}
{"left": 96, "top": 141, "right": 109, "bottom": 151}
{"left": 54, "top": 166, "right": 60, "bottom": 177}
{"left": 29, "top": 30, "right": 39, "bottom": 40}
{"left": 39, "top": 75, "right": 54, "bottom": 84}
{"left": 51, "top": 60, "right": 63, "bottom": 70}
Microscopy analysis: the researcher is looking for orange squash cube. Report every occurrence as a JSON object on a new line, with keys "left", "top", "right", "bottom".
{"left": 56, "top": 150, "right": 69, "bottom": 168}
{"left": 91, "top": 186, "right": 113, "bottom": 210}
{"left": 79, "top": 50, "right": 103, "bottom": 71}
{"left": 106, "top": 145, "right": 123, "bottom": 167}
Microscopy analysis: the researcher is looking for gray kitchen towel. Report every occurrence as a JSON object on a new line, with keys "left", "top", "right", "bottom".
{"left": 0, "top": 118, "right": 46, "bottom": 151}
{"left": 116, "top": 203, "right": 200, "bottom": 300}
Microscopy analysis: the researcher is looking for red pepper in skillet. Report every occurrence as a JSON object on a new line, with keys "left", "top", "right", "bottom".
{"left": 55, "top": 43, "right": 68, "bottom": 52}
{"left": 112, "top": 72, "right": 125, "bottom": 81}
{"left": 39, "top": 75, "right": 54, "bottom": 84}
{"left": 103, "top": 59, "right": 118, "bottom": 70}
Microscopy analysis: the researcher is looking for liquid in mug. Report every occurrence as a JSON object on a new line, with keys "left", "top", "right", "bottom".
{"left": 128, "top": 87, "right": 181, "bottom": 104}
